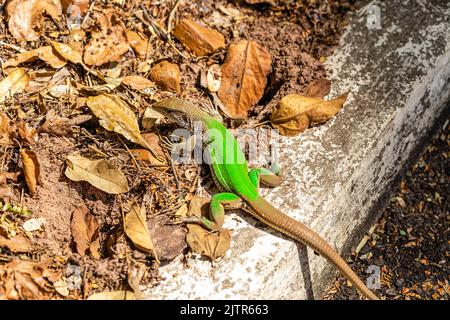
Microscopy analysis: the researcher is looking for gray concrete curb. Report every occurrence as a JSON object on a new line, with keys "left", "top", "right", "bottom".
{"left": 143, "top": 0, "right": 450, "bottom": 299}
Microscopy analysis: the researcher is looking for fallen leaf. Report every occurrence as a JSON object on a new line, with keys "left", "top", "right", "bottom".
{"left": 149, "top": 61, "right": 181, "bottom": 93}
{"left": 18, "top": 121, "right": 37, "bottom": 145}
{"left": 74, "top": 80, "right": 120, "bottom": 94}
{"left": 40, "top": 109, "right": 91, "bottom": 136}
{"left": 305, "top": 78, "right": 331, "bottom": 98}
{"left": 83, "top": 9, "right": 129, "bottom": 66}
{"left": 51, "top": 41, "right": 83, "bottom": 64}
{"left": 126, "top": 30, "right": 149, "bottom": 59}
{"left": 20, "top": 149, "right": 40, "bottom": 195}
{"left": 46, "top": 84, "right": 79, "bottom": 98}
{"left": 0, "top": 234, "right": 32, "bottom": 253}
{"left": 86, "top": 94, "right": 150, "bottom": 150}
{"left": 270, "top": 93, "right": 347, "bottom": 136}
{"left": 218, "top": 40, "right": 272, "bottom": 119}
{"left": 186, "top": 224, "right": 231, "bottom": 261}
{"left": 0, "top": 185, "right": 14, "bottom": 202}
{"left": 124, "top": 203, "right": 159, "bottom": 261}
{"left": 70, "top": 205, "right": 99, "bottom": 257}
{"left": 141, "top": 108, "right": 164, "bottom": 130}
{"left": 0, "top": 68, "right": 31, "bottom": 103}
{"left": 0, "top": 259, "right": 60, "bottom": 300}
{"left": 130, "top": 149, "right": 165, "bottom": 166}
{"left": 87, "top": 290, "right": 135, "bottom": 300}
{"left": 121, "top": 75, "right": 155, "bottom": 91}
{"left": 172, "top": 19, "right": 225, "bottom": 56}
{"left": 3, "top": 46, "right": 67, "bottom": 70}
{"left": 141, "top": 133, "right": 166, "bottom": 161}
{"left": 6, "top": 0, "right": 62, "bottom": 42}
{"left": 0, "top": 114, "right": 16, "bottom": 145}
{"left": 65, "top": 154, "right": 129, "bottom": 194}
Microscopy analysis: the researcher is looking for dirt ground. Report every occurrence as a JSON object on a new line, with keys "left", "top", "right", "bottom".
{"left": 0, "top": 0, "right": 357, "bottom": 299}
{"left": 325, "top": 118, "right": 450, "bottom": 300}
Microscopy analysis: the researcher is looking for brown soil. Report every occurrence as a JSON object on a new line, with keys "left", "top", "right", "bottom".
{"left": 0, "top": 0, "right": 356, "bottom": 299}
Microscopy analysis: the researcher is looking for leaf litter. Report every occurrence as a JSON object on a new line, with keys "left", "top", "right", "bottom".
{"left": 0, "top": 0, "right": 357, "bottom": 299}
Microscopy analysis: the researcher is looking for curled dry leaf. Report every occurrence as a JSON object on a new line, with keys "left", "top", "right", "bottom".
{"left": 0, "top": 114, "right": 16, "bottom": 145}
{"left": 141, "top": 108, "right": 164, "bottom": 130}
{"left": 83, "top": 10, "right": 129, "bottom": 66}
{"left": 70, "top": 205, "right": 99, "bottom": 257}
{"left": 186, "top": 224, "right": 231, "bottom": 261}
{"left": 126, "top": 30, "right": 149, "bottom": 59}
{"left": 6, "top": 0, "right": 62, "bottom": 42}
{"left": 51, "top": 41, "right": 83, "bottom": 65}
{"left": 0, "top": 259, "right": 61, "bottom": 300}
{"left": 121, "top": 76, "right": 155, "bottom": 91}
{"left": 87, "top": 290, "right": 135, "bottom": 300}
{"left": 3, "top": 46, "right": 67, "bottom": 70}
{"left": 20, "top": 149, "right": 40, "bottom": 195}
{"left": 149, "top": 61, "right": 181, "bottom": 93}
{"left": 65, "top": 154, "right": 129, "bottom": 194}
{"left": 86, "top": 94, "right": 150, "bottom": 150}
{"left": 218, "top": 40, "right": 272, "bottom": 119}
{"left": 18, "top": 121, "right": 37, "bottom": 145}
{"left": 0, "top": 234, "right": 32, "bottom": 253}
{"left": 124, "top": 203, "right": 159, "bottom": 262}
{"left": 304, "top": 78, "right": 331, "bottom": 99}
{"left": 270, "top": 93, "right": 348, "bottom": 136}
{"left": 172, "top": 19, "right": 226, "bottom": 56}
{"left": 0, "top": 68, "right": 31, "bottom": 103}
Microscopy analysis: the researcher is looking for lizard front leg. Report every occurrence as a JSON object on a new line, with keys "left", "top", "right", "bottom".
{"left": 248, "top": 165, "right": 283, "bottom": 189}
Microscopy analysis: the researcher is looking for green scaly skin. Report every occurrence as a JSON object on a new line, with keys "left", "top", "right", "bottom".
{"left": 153, "top": 97, "right": 379, "bottom": 300}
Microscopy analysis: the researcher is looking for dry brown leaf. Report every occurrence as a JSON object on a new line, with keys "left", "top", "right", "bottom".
{"left": 18, "top": 121, "right": 37, "bottom": 145}
{"left": 86, "top": 94, "right": 150, "bottom": 150}
{"left": 70, "top": 205, "right": 99, "bottom": 257}
{"left": 0, "top": 114, "right": 16, "bottom": 145}
{"left": 20, "top": 149, "right": 40, "bottom": 195}
{"left": 305, "top": 78, "right": 331, "bottom": 98}
{"left": 218, "top": 40, "right": 272, "bottom": 119}
{"left": 65, "top": 154, "right": 129, "bottom": 194}
{"left": 186, "top": 224, "right": 231, "bottom": 261}
{"left": 83, "top": 10, "right": 129, "bottom": 66}
{"left": 126, "top": 30, "right": 149, "bottom": 59}
{"left": 188, "top": 196, "right": 210, "bottom": 217}
{"left": 121, "top": 75, "right": 155, "bottom": 91}
{"left": 141, "top": 133, "right": 166, "bottom": 161}
{"left": 172, "top": 19, "right": 225, "bottom": 56}
{"left": 3, "top": 46, "right": 66, "bottom": 70}
{"left": 149, "top": 61, "right": 181, "bottom": 93}
{"left": 6, "top": 0, "right": 62, "bottom": 42}
{"left": 40, "top": 109, "right": 91, "bottom": 136}
{"left": 0, "top": 185, "right": 14, "bottom": 202}
{"left": 124, "top": 203, "right": 159, "bottom": 261}
{"left": 0, "top": 234, "right": 32, "bottom": 253}
{"left": 0, "top": 68, "right": 31, "bottom": 103}
{"left": 0, "top": 259, "right": 57, "bottom": 300}
{"left": 0, "top": 171, "right": 20, "bottom": 185}
{"left": 270, "top": 93, "right": 348, "bottom": 136}
{"left": 51, "top": 41, "right": 83, "bottom": 65}
{"left": 87, "top": 290, "right": 135, "bottom": 300}
{"left": 141, "top": 108, "right": 164, "bottom": 130}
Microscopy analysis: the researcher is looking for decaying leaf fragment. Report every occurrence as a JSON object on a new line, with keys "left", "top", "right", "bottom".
{"left": 124, "top": 203, "right": 159, "bottom": 262}
{"left": 70, "top": 205, "right": 100, "bottom": 257}
{"left": 0, "top": 68, "right": 31, "bottom": 103}
{"left": 3, "top": 46, "right": 67, "bottom": 70}
{"left": 0, "top": 259, "right": 61, "bottom": 300}
{"left": 65, "top": 154, "right": 129, "bottom": 194}
{"left": 51, "top": 41, "right": 83, "bottom": 65}
{"left": 6, "top": 0, "right": 62, "bottom": 42}
{"left": 121, "top": 76, "right": 155, "bottom": 91}
{"left": 270, "top": 93, "right": 348, "bottom": 136}
{"left": 20, "top": 149, "right": 40, "bottom": 195}
{"left": 172, "top": 19, "right": 225, "bottom": 56}
{"left": 0, "top": 114, "right": 16, "bottom": 145}
{"left": 87, "top": 290, "right": 135, "bottom": 300}
{"left": 83, "top": 9, "right": 129, "bottom": 66}
{"left": 86, "top": 94, "right": 151, "bottom": 150}
{"left": 218, "top": 40, "right": 272, "bottom": 119}
{"left": 0, "top": 234, "right": 32, "bottom": 253}
{"left": 304, "top": 78, "right": 331, "bottom": 99}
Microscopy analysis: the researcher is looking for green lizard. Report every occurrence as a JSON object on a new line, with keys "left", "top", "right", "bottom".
{"left": 153, "top": 97, "right": 379, "bottom": 300}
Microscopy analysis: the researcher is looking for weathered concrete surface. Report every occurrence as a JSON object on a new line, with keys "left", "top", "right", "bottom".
{"left": 143, "top": 0, "right": 450, "bottom": 299}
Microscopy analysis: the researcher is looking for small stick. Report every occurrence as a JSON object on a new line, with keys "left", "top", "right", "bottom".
{"left": 167, "top": 0, "right": 181, "bottom": 40}
{"left": 81, "top": 0, "right": 97, "bottom": 28}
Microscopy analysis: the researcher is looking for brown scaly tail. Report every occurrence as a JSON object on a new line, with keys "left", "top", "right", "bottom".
{"left": 246, "top": 196, "right": 379, "bottom": 300}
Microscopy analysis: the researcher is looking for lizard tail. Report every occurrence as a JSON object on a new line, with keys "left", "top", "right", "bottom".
{"left": 246, "top": 196, "right": 379, "bottom": 300}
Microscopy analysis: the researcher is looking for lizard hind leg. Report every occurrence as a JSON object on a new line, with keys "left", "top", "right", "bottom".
{"left": 248, "top": 167, "right": 283, "bottom": 190}
{"left": 188, "top": 192, "right": 241, "bottom": 231}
